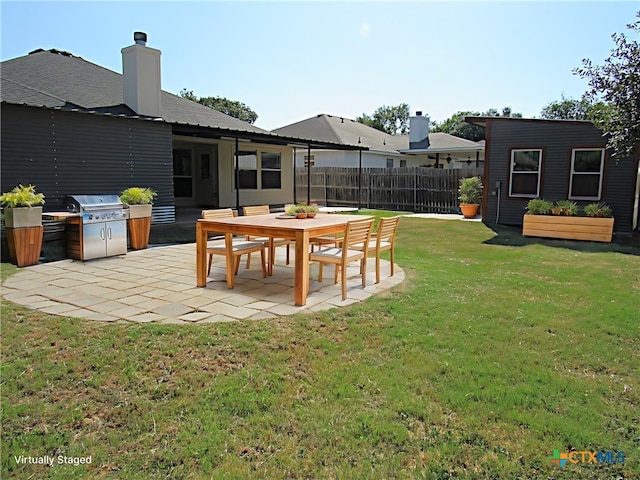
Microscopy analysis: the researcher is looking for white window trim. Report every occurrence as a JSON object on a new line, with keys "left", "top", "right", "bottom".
{"left": 568, "top": 148, "right": 605, "bottom": 200}
{"left": 234, "top": 148, "right": 283, "bottom": 191}
{"left": 509, "top": 149, "right": 542, "bottom": 198}
{"left": 261, "top": 151, "right": 282, "bottom": 190}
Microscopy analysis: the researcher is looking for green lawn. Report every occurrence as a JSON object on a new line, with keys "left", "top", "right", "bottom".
{"left": 2, "top": 218, "right": 638, "bottom": 479}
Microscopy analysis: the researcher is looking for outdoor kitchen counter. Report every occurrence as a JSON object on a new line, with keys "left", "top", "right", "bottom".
{"left": 42, "top": 212, "right": 80, "bottom": 220}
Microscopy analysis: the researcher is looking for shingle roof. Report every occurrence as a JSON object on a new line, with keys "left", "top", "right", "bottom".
{"left": 273, "top": 114, "right": 406, "bottom": 154}
{"left": 0, "top": 49, "right": 270, "bottom": 134}
{"left": 416, "top": 132, "right": 485, "bottom": 151}
{"left": 273, "top": 114, "right": 484, "bottom": 154}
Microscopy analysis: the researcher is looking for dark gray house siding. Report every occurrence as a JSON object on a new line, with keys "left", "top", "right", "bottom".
{"left": 479, "top": 118, "right": 638, "bottom": 234}
{"left": 1, "top": 104, "right": 174, "bottom": 213}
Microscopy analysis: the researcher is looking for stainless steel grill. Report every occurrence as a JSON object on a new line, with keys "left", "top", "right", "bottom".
{"left": 64, "top": 194, "right": 129, "bottom": 260}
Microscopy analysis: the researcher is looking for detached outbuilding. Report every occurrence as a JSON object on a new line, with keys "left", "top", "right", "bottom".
{"left": 466, "top": 116, "right": 640, "bottom": 236}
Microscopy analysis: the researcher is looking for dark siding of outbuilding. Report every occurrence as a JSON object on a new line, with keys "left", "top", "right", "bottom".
{"left": 1, "top": 104, "right": 173, "bottom": 212}
{"left": 483, "top": 118, "right": 638, "bottom": 234}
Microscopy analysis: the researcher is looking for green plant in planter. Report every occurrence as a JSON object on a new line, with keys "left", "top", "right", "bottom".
{"left": 458, "top": 177, "right": 483, "bottom": 204}
{"left": 0, "top": 184, "right": 45, "bottom": 208}
{"left": 285, "top": 205, "right": 298, "bottom": 216}
{"left": 555, "top": 200, "right": 578, "bottom": 216}
{"left": 285, "top": 202, "right": 317, "bottom": 217}
{"left": 584, "top": 202, "right": 613, "bottom": 218}
{"left": 1, "top": 185, "right": 46, "bottom": 265}
{"left": 120, "top": 187, "right": 157, "bottom": 205}
{"left": 305, "top": 204, "right": 319, "bottom": 217}
{"left": 526, "top": 199, "right": 553, "bottom": 215}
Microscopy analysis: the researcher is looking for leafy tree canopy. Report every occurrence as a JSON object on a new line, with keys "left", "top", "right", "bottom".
{"left": 540, "top": 94, "right": 611, "bottom": 123}
{"left": 431, "top": 107, "right": 522, "bottom": 141}
{"left": 356, "top": 103, "right": 410, "bottom": 135}
{"left": 179, "top": 89, "right": 258, "bottom": 124}
{"left": 573, "top": 13, "right": 640, "bottom": 158}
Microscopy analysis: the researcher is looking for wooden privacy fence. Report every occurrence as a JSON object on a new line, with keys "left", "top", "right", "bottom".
{"left": 295, "top": 167, "right": 484, "bottom": 213}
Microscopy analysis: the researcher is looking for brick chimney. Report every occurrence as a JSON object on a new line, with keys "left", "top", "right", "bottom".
{"left": 121, "top": 32, "right": 162, "bottom": 118}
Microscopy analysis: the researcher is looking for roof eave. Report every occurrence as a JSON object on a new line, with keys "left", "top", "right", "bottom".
{"left": 398, "top": 146, "right": 485, "bottom": 154}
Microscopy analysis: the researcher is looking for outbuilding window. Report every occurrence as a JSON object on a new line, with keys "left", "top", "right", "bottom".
{"left": 509, "top": 149, "right": 542, "bottom": 198}
{"left": 569, "top": 148, "right": 605, "bottom": 200}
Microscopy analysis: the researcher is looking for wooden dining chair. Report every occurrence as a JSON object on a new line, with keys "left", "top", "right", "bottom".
{"left": 355, "top": 216, "right": 400, "bottom": 284}
{"left": 242, "top": 205, "right": 291, "bottom": 274}
{"left": 202, "top": 209, "right": 268, "bottom": 285}
{"left": 308, "top": 217, "right": 374, "bottom": 300}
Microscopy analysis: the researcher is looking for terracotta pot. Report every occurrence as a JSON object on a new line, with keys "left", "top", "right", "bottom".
{"left": 460, "top": 204, "right": 479, "bottom": 219}
{"left": 307, "top": 212, "right": 317, "bottom": 218}
{"left": 296, "top": 212, "right": 307, "bottom": 219}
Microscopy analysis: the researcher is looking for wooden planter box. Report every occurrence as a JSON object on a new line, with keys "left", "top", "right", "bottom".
{"left": 128, "top": 217, "right": 151, "bottom": 249}
{"left": 125, "top": 205, "right": 152, "bottom": 249}
{"left": 523, "top": 214, "right": 614, "bottom": 243}
{"left": 6, "top": 226, "right": 44, "bottom": 267}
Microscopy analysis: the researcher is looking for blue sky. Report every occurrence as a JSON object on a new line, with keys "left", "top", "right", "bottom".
{"left": 1, "top": 1, "right": 638, "bottom": 130}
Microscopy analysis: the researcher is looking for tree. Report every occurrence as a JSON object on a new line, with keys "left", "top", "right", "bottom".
{"left": 431, "top": 107, "right": 522, "bottom": 141}
{"left": 356, "top": 103, "right": 410, "bottom": 135}
{"left": 573, "top": 14, "right": 640, "bottom": 158}
{"left": 540, "top": 94, "right": 610, "bottom": 123}
{"left": 179, "top": 89, "right": 258, "bottom": 124}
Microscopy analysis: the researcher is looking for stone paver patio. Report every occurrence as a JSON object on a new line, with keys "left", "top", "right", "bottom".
{"left": 2, "top": 243, "right": 404, "bottom": 324}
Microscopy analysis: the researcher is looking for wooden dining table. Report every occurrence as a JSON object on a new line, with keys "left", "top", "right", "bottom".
{"left": 196, "top": 213, "right": 370, "bottom": 306}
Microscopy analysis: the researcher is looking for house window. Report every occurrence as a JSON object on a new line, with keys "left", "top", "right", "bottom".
{"left": 236, "top": 150, "right": 258, "bottom": 189}
{"left": 569, "top": 148, "right": 605, "bottom": 200}
{"left": 261, "top": 151, "right": 281, "bottom": 189}
{"left": 400, "top": 160, "right": 407, "bottom": 168}
{"left": 235, "top": 149, "right": 282, "bottom": 190}
{"left": 386, "top": 158, "right": 394, "bottom": 168}
{"left": 173, "top": 149, "right": 193, "bottom": 197}
{"left": 509, "top": 149, "right": 542, "bottom": 197}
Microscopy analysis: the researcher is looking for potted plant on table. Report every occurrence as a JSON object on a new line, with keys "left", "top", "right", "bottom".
{"left": 0, "top": 184, "right": 45, "bottom": 266}
{"left": 120, "top": 187, "right": 156, "bottom": 250}
{"left": 305, "top": 204, "right": 319, "bottom": 218}
{"left": 285, "top": 202, "right": 318, "bottom": 218}
{"left": 458, "top": 176, "right": 483, "bottom": 218}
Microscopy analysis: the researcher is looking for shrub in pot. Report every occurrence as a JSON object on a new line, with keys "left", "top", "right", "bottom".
{"left": 0, "top": 184, "right": 45, "bottom": 228}
{"left": 120, "top": 187, "right": 156, "bottom": 249}
{"left": 120, "top": 187, "right": 157, "bottom": 218}
{"left": 0, "top": 184, "right": 45, "bottom": 266}
{"left": 458, "top": 176, "right": 483, "bottom": 218}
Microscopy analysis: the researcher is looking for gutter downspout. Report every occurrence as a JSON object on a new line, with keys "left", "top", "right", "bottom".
{"left": 235, "top": 135, "right": 240, "bottom": 212}
{"left": 358, "top": 149, "right": 362, "bottom": 209}
{"left": 293, "top": 147, "right": 297, "bottom": 205}
{"left": 307, "top": 143, "right": 311, "bottom": 205}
